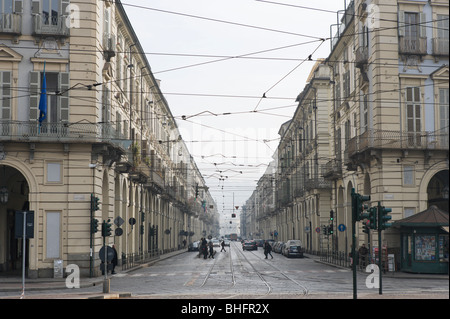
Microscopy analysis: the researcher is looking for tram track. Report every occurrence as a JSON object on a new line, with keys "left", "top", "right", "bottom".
{"left": 199, "top": 241, "right": 308, "bottom": 297}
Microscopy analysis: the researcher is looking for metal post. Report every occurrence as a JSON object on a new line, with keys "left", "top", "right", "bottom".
{"left": 21, "top": 211, "right": 27, "bottom": 299}
{"left": 103, "top": 223, "right": 110, "bottom": 293}
{"left": 378, "top": 201, "right": 383, "bottom": 295}
{"left": 351, "top": 188, "right": 357, "bottom": 300}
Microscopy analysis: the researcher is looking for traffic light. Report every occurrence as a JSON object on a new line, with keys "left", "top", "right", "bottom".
{"left": 368, "top": 206, "right": 377, "bottom": 230}
{"left": 328, "top": 224, "right": 334, "bottom": 235}
{"left": 91, "top": 218, "right": 99, "bottom": 234}
{"left": 329, "top": 210, "right": 334, "bottom": 222}
{"left": 351, "top": 189, "right": 370, "bottom": 221}
{"left": 362, "top": 220, "right": 370, "bottom": 234}
{"left": 102, "top": 219, "right": 112, "bottom": 237}
{"left": 378, "top": 205, "right": 392, "bottom": 230}
{"left": 91, "top": 193, "right": 100, "bottom": 212}
{"left": 232, "top": 213, "right": 236, "bottom": 218}
{"left": 195, "top": 184, "right": 199, "bottom": 198}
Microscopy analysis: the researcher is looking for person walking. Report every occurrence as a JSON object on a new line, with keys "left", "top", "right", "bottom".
{"left": 208, "top": 241, "right": 215, "bottom": 259}
{"left": 220, "top": 240, "right": 226, "bottom": 252}
{"left": 111, "top": 245, "right": 118, "bottom": 274}
{"left": 264, "top": 241, "right": 273, "bottom": 259}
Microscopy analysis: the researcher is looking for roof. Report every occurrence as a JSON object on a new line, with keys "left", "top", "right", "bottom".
{"left": 393, "top": 205, "right": 449, "bottom": 228}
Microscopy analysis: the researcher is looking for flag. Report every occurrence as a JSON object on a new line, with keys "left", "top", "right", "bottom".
{"left": 38, "top": 62, "right": 47, "bottom": 124}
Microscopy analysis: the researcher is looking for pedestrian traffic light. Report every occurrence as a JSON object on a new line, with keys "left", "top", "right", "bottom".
{"left": 91, "top": 218, "right": 99, "bottom": 234}
{"left": 102, "top": 219, "right": 112, "bottom": 237}
{"left": 91, "top": 193, "right": 100, "bottom": 211}
{"left": 378, "top": 205, "right": 392, "bottom": 230}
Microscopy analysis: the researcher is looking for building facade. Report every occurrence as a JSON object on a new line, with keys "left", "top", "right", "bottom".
{"left": 244, "top": 0, "right": 448, "bottom": 272}
{"left": 0, "top": 0, "right": 218, "bottom": 278}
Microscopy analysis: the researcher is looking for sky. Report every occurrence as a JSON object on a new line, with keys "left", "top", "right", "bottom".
{"left": 122, "top": 0, "right": 346, "bottom": 234}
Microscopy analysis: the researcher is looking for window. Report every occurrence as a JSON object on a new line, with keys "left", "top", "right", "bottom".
{"left": 46, "top": 212, "right": 61, "bottom": 259}
{"left": 439, "top": 88, "right": 449, "bottom": 146}
{"left": 403, "top": 165, "right": 414, "bottom": 186}
{"left": 46, "top": 162, "right": 62, "bottom": 183}
{"left": 42, "top": 0, "right": 59, "bottom": 26}
{"left": 29, "top": 71, "right": 69, "bottom": 124}
{"left": 435, "top": 15, "right": 449, "bottom": 55}
{"left": 404, "top": 207, "right": 415, "bottom": 218}
{"left": 406, "top": 87, "right": 421, "bottom": 146}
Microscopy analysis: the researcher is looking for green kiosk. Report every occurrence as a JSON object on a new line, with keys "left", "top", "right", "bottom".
{"left": 393, "top": 206, "right": 448, "bottom": 274}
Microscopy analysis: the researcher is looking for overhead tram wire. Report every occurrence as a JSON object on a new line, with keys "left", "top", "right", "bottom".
{"left": 119, "top": 1, "right": 326, "bottom": 41}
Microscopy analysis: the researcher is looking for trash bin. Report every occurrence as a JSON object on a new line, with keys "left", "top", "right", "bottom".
{"left": 54, "top": 259, "right": 63, "bottom": 278}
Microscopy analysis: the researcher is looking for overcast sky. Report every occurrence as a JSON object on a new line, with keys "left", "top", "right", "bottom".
{"left": 122, "top": 0, "right": 346, "bottom": 231}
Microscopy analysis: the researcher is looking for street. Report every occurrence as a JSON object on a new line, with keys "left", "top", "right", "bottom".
{"left": 2, "top": 241, "right": 447, "bottom": 300}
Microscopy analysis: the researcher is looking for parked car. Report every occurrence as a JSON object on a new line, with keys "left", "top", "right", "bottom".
{"left": 188, "top": 241, "right": 200, "bottom": 252}
{"left": 282, "top": 240, "right": 304, "bottom": 258}
{"left": 242, "top": 240, "right": 258, "bottom": 251}
{"left": 273, "top": 241, "right": 284, "bottom": 253}
{"left": 254, "top": 239, "right": 264, "bottom": 247}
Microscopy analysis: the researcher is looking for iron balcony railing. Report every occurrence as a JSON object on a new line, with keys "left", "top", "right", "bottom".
{"left": 0, "top": 120, "right": 129, "bottom": 150}
{"left": 347, "top": 128, "right": 449, "bottom": 157}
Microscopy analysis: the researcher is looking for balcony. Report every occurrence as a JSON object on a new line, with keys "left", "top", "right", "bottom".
{"left": 399, "top": 37, "right": 427, "bottom": 56}
{"left": 103, "top": 32, "right": 116, "bottom": 62}
{"left": 0, "top": 120, "right": 129, "bottom": 147}
{"left": 322, "top": 159, "right": 342, "bottom": 179}
{"left": 0, "top": 13, "right": 21, "bottom": 34}
{"left": 347, "top": 128, "right": 449, "bottom": 158}
{"left": 355, "top": 47, "right": 368, "bottom": 68}
{"left": 32, "top": 14, "right": 69, "bottom": 37}
{"left": 144, "top": 170, "right": 165, "bottom": 194}
{"left": 432, "top": 38, "right": 449, "bottom": 56}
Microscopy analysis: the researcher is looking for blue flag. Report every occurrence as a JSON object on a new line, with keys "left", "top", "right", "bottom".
{"left": 38, "top": 63, "right": 47, "bottom": 123}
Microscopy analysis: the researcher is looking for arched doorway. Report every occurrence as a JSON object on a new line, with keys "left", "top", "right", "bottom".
{"left": 0, "top": 165, "right": 30, "bottom": 275}
{"left": 427, "top": 170, "right": 449, "bottom": 212}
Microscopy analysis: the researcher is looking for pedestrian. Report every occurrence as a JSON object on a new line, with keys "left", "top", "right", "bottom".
{"left": 358, "top": 243, "right": 369, "bottom": 268}
{"left": 263, "top": 241, "right": 273, "bottom": 259}
{"left": 208, "top": 241, "right": 215, "bottom": 259}
{"left": 183, "top": 239, "right": 187, "bottom": 248}
{"left": 202, "top": 238, "right": 208, "bottom": 259}
{"left": 111, "top": 245, "right": 118, "bottom": 274}
{"left": 220, "top": 240, "right": 226, "bottom": 252}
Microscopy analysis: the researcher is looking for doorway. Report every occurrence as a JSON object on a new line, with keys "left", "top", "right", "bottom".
{"left": 0, "top": 165, "right": 30, "bottom": 275}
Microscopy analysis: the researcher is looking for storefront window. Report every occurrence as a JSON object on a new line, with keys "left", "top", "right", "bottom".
{"left": 439, "top": 234, "right": 448, "bottom": 262}
{"left": 415, "top": 235, "right": 436, "bottom": 261}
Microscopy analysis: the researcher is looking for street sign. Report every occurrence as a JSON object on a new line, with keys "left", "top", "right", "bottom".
{"left": 315, "top": 227, "right": 320, "bottom": 233}
{"left": 115, "top": 228, "right": 123, "bottom": 236}
{"left": 114, "top": 216, "right": 124, "bottom": 227}
{"left": 338, "top": 224, "right": 346, "bottom": 232}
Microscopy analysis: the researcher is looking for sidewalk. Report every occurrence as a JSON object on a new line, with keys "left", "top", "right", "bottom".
{"left": 310, "top": 253, "right": 449, "bottom": 280}
{"left": 0, "top": 249, "right": 187, "bottom": 299}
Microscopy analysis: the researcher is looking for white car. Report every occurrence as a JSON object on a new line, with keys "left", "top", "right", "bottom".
{"left": 282, "top": 240, "right": 303, "bottom": 258}
{"left": 212, "top": 239, "right": 220, "bottom": 247}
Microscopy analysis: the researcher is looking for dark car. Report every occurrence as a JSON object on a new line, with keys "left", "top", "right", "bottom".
{"left": 242, "top": 241, "right": 258, "bottom": 251}
{"left": 254, "top": 239, "right": 264, "bottom": 247}
{"left": 188, "top": 241, "right": 200, "bottom": 252}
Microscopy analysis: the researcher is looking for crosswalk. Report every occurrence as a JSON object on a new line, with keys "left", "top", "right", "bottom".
{"left": 112, "top": 268, "right": 350, "bottom": 278}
